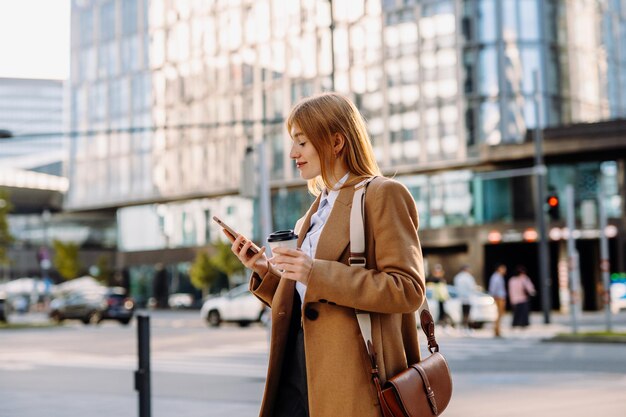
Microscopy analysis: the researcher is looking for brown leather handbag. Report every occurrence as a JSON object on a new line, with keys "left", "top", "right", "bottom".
{"left": 350, "top": 179, "right": 453, "bottom": 417}
{"left": 356, "top": 308, "right": 453, "bottom": 417}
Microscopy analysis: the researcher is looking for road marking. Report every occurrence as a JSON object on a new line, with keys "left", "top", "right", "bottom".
{"left": 0, "top": 341, "right": 270, "bottom": 378}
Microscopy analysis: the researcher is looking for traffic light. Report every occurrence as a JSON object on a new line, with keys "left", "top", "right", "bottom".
{"left": 546, "top": 193, "right": 560, "bottom": 220}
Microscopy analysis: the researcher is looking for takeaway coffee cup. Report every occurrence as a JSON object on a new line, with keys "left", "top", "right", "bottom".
{"left": 267, "top": 230, "right": 298, "bottom": 252}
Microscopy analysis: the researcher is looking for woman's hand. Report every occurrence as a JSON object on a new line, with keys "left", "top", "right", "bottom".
{"left": 226, "top": 231, "right": 269, "bottom": 276}
{"left": 271, "top": 247, "right": 313, "bottom": 285}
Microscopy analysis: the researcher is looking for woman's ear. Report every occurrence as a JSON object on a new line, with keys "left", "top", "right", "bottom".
{"left": 333, "top": 133, "right": 345, "bottom": 156}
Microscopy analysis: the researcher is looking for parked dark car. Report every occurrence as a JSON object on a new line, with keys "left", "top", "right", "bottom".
{"left": 0, "top": 292, "right": 7, "bottom": 322}
{"left": 49, "top": 287, "right": 135, "bottom": 325}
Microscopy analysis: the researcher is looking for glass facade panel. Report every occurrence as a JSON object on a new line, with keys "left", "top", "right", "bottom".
{"left": 519, "top": 0, "right": 540, "bottom": 41}
{"left": 479, "top": 100, "right": 500, "bottom": 144}
{"left": 477, "top": 0, "right": 497, "bottom": 43}
{"left": 80, "top": 9, "right": 94, "bottom": 46}
{"left": 100, "top": 1, "right": 116, "bottom": 41}
{"left": 503, "top": 0, "right": 540, "bottom": 41}
{"left": 122, "top": 0, "right": 138, "bottom": 35}
{"left": 482, "top": 178, "right": 512, "bottom": 223}
{"left": 478, "top": 47, "right": 498, "bottom": 96}
{"left": 271, "top": 188, "right": 315, "bottom": 232}
{"left": 66, "top": 0, "right": 626, "bottom": 253}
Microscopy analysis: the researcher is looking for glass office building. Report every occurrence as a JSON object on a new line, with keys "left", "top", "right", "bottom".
{"left": 0, "top": 78, "right": 65, "bottom": 176}
{"left": 0, "top": 77, "right": 117, "bottom": 278}
{"left": 67, "top": 0, "right": 626, "bottom": 308}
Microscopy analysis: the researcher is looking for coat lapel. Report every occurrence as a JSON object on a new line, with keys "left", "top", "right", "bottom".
{"left": 296, "top": 195, "right": 320, "bottom": 249}
{"left": 314, "top": 185, "right": 355, "bottom": 261}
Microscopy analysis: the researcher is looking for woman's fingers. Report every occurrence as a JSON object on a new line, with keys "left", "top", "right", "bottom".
{"left": 226, "top": 235, "right": 270, "bottom": 276}
{"left": 244, "top": 246, "right": 266, "bottom": 269}
{"left": 230, "top": 235, "right": 258, "bottom": 260}
{"left": 271, "top": 247, "right": 300, "bottom": 257}
{"left": 271, "top": 248, "right": 312, "bottom": 285}
{"left": 222, "top": 229, "right": 236, "bottom": 242}
{"left": 230, "top": 235, "right": 246, "bottom": 258}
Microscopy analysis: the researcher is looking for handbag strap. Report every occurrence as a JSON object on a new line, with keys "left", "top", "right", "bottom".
{"left": 349, "top": 178, "right": 440, "bottom": 365}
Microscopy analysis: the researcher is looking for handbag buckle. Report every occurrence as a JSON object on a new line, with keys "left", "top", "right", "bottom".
{"left": 349, "top": 256, "right": 366, "bottom": 267}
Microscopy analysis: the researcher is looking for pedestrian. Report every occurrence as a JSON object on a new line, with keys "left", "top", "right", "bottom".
{"left": 152, "top": 263, "right": 169, "bottom": 309}
{"left": 508, "top": 265, "right": 536, "bottom": 329}
{"left": 453, "top": 264, "right": 477, "bottom": 333}
{"left": 226, "top": 92, "right": 425, "bottom": 417}
{"left": 488, "top": 263, "right": 507, "bottom": 338}
{"left": 427, "top": 263, "right": 451, "bottom": 326}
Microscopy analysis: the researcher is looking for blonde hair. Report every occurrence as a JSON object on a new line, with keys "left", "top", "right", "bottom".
{"left": 286, "top": 92, "right": 381, "bottom": 195}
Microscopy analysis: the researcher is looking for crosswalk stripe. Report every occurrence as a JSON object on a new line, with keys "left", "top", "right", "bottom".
{"left": 0, "top": 342, "right": 271, "bottom": 378}
{"left": 0, "top": 337, "right": 545, "bottom": 376}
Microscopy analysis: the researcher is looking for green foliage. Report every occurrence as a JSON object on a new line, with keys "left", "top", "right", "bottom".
{"left": 189, "top": 251, "right": 221, "bottom": 293}
{"left": 94, "top": 254, "right": 112, "bottom": 284}
{"left": 211, "top": 240, "right": 246, "bottom": 278}
{"left": 0, "top": 189, "right": 14, "bottom": 266}
{"left": 52, "top": 239, "right": 82, "bottom": 280}
{"left": 189, "top": 241, "right": 246, "bottom": 294}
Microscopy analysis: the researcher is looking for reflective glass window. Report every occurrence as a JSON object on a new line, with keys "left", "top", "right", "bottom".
{"left": 80, "top": 9, "right": 94, "bottom": 46}
{"left": 100, "top": 1, "right": 116, "bottom": 42}
{"left": 271, "top": 188, "right": 315, "bottom": 232}
{"left": 109, "top": 78, "right": 121, "bottom": 118}
{"left": 480, "top": 100, "right": 500, "bottom": 144}
{"left": 514, "top": 0, "right": 539, "bottom": 41}
{"left": 122, "top": 0, "right": 138, "bottom": 35}
{"left": 463, "top": 49, "right": 476, "bottom": 93}
{"left": 131, "top": 74, "right": 144, "bottom": 111}
{"left": 502, "top": 98, "right": 527, "bottom": 142}
{"left": 478, "top": 47, "right": 498, "bottom": 96}
{"left": 428, "top": 171, "right": 474, "bottom": 228}
{"left": 477, "top": 0, "right": 497, "bottom": 43}
{"left": 482, "top": 178, "right": 512, "bottom": 222}
{"left": 600, "top": 161, "right": 622, "bottom": 218}
{"left": 520, "top": 47, "right": 541, "bottom": 95}
{"left": 121, "top": 37, "right": 139, "bottom": 72}
{"left": 398, "top": 175, "right": 430, "bottom": 227}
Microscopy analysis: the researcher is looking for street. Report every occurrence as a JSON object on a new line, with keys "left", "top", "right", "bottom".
{"left": 1, "top": 310, "right": 625, "bottom": 417}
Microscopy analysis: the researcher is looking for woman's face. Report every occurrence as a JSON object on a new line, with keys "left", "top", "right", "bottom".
{"left": 289, "top": 125, "right": 322, "bottom": 180}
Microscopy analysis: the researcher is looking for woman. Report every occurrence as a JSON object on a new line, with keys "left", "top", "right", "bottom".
{"left": 508, "top": 265, "right": 536, "bottom": 329}
{"left": 228, "top": 92, "right": 425, "bottom": 417}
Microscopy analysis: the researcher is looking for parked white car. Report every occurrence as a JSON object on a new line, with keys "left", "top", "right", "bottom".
{"left": 168, "top": 293, "right": 194, "bottom": 309}
{"left": 200, "top": 284, "right": 266, "bottom": 327}
{"left": 418, "top": 285, "right": 498, "bottom": 329}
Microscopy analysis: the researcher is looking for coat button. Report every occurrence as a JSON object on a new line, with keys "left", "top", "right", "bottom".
{"left": 304, "top": 307, "right": 319, "bottom": 321}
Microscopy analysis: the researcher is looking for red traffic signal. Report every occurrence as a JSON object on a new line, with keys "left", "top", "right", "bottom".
{"left": 547, "top": 195, "right": 559, "bottom": 208}
{"left": 546, "top": 194, "right": 560, "bottom": 220}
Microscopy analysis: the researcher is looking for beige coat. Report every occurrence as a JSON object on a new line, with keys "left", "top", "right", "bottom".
{"left": 250, "top": 176, "right": 425, "bottom": 417}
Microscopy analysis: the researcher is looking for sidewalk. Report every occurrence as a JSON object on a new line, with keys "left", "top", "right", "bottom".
{"left": 1, "top": 390, "right": 259, "bottom": 417}
{"left": 474, "top": 309, "right": 626, "bottom": 342}
{"left": 9, "top": 310, "right": 626, "bottom": 342}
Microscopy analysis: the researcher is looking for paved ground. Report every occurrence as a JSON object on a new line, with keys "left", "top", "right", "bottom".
{"left": 2, "top": 309, "right": 625, "bottom": 417}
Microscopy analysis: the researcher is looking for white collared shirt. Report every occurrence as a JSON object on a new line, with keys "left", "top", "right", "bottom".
{"left": 296, "top": 173, "right": 349, "bottom": 303}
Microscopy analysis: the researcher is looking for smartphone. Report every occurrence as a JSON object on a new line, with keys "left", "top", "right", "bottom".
{"left": 212, "top": 215, "right": 260, "bottom": 255}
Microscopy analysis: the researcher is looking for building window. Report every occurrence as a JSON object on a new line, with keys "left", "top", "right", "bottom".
{"left": 100, "top": 1, "right": 116, "bottom": 42}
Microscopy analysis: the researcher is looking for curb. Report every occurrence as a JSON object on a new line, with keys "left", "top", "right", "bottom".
{"left": 541, "top": 335, "right": 626, "bottom": 344}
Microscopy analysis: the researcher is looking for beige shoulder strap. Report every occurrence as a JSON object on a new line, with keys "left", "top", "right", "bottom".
{"left": 349, "top": 177, "right": 436, "bottom": 355}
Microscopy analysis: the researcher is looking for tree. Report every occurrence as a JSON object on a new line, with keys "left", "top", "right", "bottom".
{"left": 189, "top": 251, "right": 221, "bottom": 297}
{"left": 211, "top": 240, "right": 246, "bottom": 279}
{"left": 190, "top": 241, "right": 246, "bottom": 296}
{"left": 52, "top": 240, "right": 82, "bottom": 280}
{"left": 0, "top": 189, "right": 14, "bottom": 267}
{"left": 94, "top": 254, "right": 112, "bottom": 285}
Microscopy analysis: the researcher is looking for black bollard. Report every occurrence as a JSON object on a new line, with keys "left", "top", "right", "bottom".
{"left": 135, "top": 313, "right": 151, "bottom": 417}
